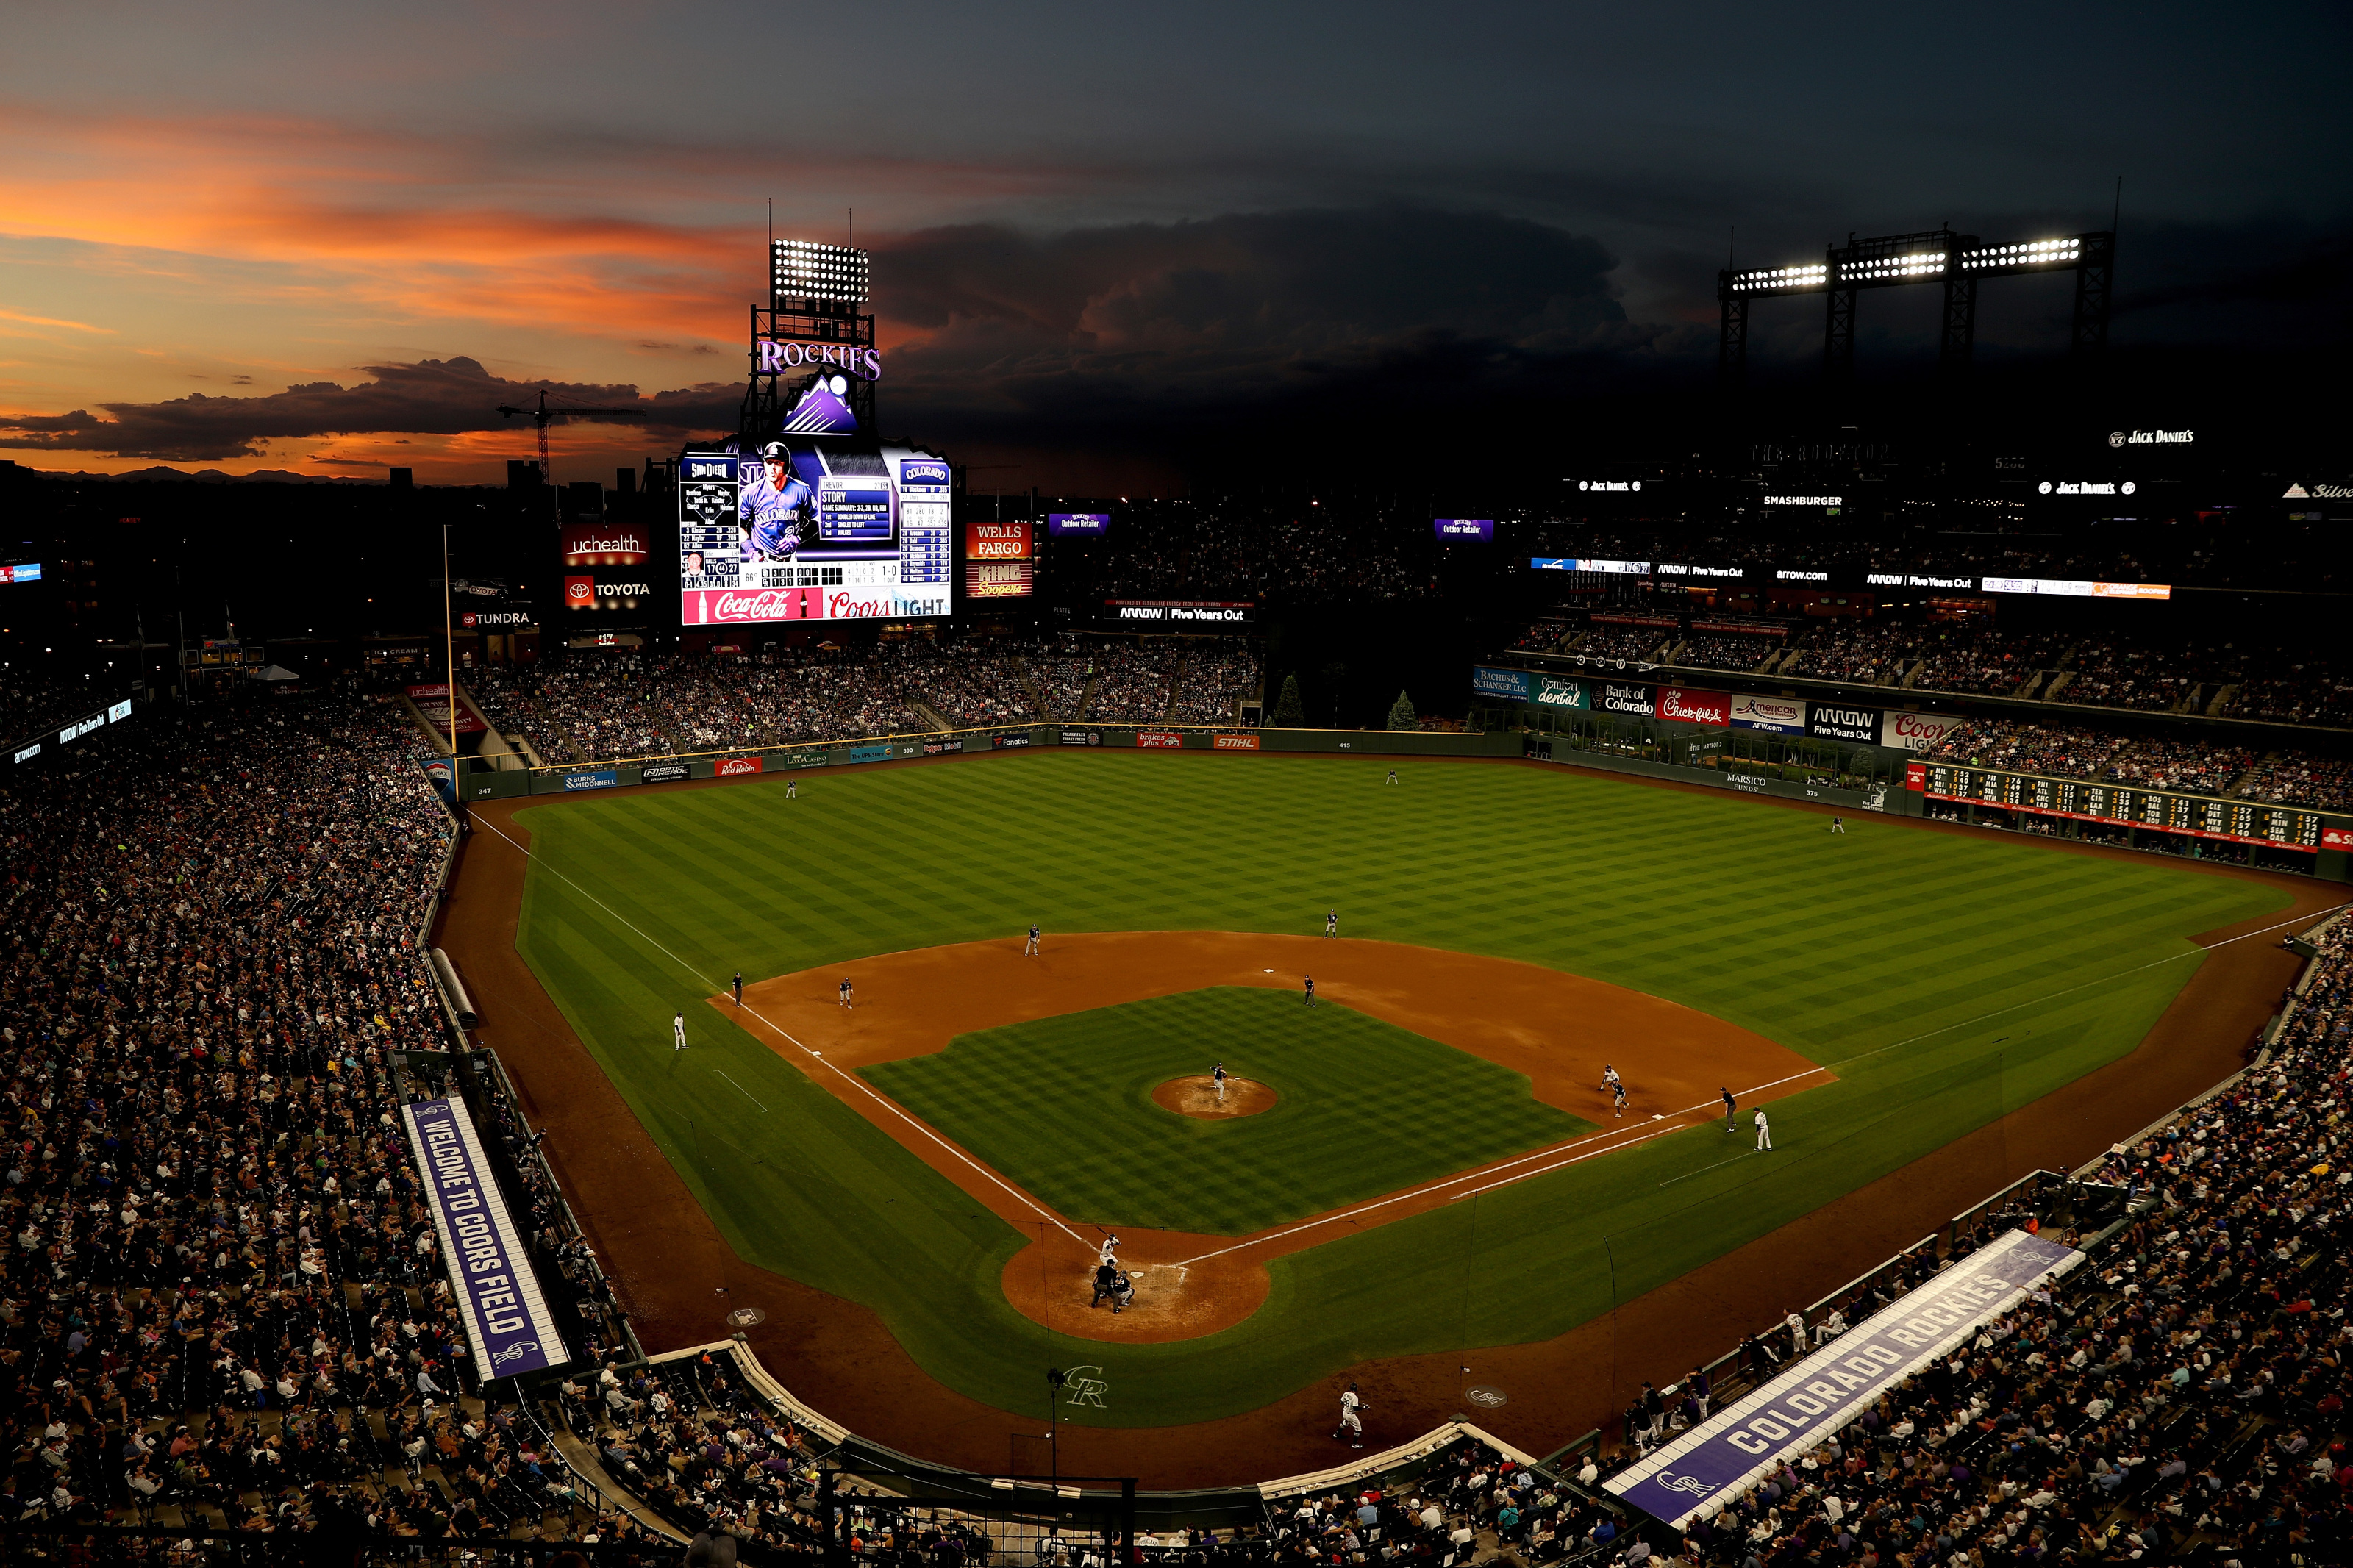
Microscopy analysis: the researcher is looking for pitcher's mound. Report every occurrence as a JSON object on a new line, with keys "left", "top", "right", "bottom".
{"left": 1154, "top": 1075, "right": 1277, "bottom": 1119}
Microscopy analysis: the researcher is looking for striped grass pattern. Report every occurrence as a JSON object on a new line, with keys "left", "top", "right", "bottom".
{"left": 862, "top": 987, "right": 1595, "bottom": 1234}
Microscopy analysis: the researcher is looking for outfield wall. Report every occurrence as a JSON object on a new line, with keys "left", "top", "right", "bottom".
{"left": 454, "top": 724, "right": 1518, "bottom": 798}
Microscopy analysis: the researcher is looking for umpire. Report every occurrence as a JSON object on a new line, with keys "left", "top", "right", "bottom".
{"left": 1090, "top": 1261, "right": 1118, "bottom": 1308}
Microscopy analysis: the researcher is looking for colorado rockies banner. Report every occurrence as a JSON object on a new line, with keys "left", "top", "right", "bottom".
{"left": 1604, "top": 1228, "right": 2079, "bottom": 1528}
{"left": 400, "top": 1096, "right": 572, "bottom": 1381}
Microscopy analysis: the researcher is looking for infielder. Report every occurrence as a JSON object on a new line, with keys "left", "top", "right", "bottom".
{"left": 1600, "top": 1065, "right": 1622, "bottom": 1097}
{"left": 1613, "top": 1080, "right": 1629, "bottom": 1119}
{"left": 1754, "top": 1108, "right": 1771, "bottom": 1151}
{"left": 732, "top": 970, "right": 743, "bottom": 1007}
{"left": 1213, "top": 1061, "right": 1229, "bottom": 1103}
{"left": 672, "top": 1012, "right": 688, "bottom": 1052}
{"left": 1024, "top": 923, "right": 1040, "bottom": 957}
{"left": 1324, "top": 910, "right": 1338, "bottom": 939}
{"left": 838, "top": 979, "right": 853, "bottom": 1010}
{"left": 1303, "top": 975, "right": 1317, "bottom": 1008}
{"left": 1332, "top": 1383, "right": 1367, "bottom": 1449}
{"left": 1721, "top": 1086, "right": 1738, "bottom": 1132}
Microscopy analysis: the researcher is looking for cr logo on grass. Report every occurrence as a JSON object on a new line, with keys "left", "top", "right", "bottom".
{"left": 1063, "top": 1365, "right": 1109, "bottom": 1408}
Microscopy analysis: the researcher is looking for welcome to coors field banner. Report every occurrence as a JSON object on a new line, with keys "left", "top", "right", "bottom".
{"left": 400, "top": 1097, "right": 572, "bottom": 1381}
{"left": 1604, "top": 1228, "right": 2079, "bottom": 1528}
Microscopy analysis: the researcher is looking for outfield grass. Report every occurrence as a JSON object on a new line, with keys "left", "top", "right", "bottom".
{"left": 860, "top": 987, "right": 1595, "bottom": 1234}
{"left": 511, "top": 750, "right": 2287, "bottom": 1427}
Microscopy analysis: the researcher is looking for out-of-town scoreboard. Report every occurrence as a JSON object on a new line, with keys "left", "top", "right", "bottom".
{"left": 1913, "top": 763, "right": 2324, "bottom": 850}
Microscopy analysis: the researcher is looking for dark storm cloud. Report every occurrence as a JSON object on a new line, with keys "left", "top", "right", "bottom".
{"left": 0, "top": 356, "right": 741, "bottom": 462}
{"left": 867, "top": 205, "right": 1666, "bottom": 451}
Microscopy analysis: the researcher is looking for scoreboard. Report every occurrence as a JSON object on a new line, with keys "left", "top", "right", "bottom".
{"left": 1915, "top": 764, "right": 2323, "bottom": 850}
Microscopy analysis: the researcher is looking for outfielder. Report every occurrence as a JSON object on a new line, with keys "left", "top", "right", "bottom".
{"left": 1213, "top": 1061, "right": 1229, "bottom": 1103}
{"left": 1324, "top": 910, "right": 1338, "bottom": 939}
{"left": 1829, "top": 815, "right": 1845, "bottom": 835}
{"left": 672, "top": 1012, "right": 688, "bottom": 1052}
{"left": 1332, "top": 1383, "right": 1367, "bottom": 1448}
{"left": 786, "top": 776, "right": 797, "bottom": 800}
{"left": 1754, "top": 1108, "right": 1771, "bottom": 1152}
{"left": 1025, "top": 923, "right": 1040, "bottom": 957}
{"left": 1385, "top": 769, "right": 1398, "bottom": 785}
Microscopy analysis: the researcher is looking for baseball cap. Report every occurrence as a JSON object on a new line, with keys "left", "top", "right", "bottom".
{"left": 761, "top": 442, "right": 790, "bottom": 461}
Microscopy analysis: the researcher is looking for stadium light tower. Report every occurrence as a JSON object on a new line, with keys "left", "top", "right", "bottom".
{"left": 1717, "top": 227, "right": 2113, "bottom": 389}
{"left": 745, "top": 238, "right": 876, "bottom": 442}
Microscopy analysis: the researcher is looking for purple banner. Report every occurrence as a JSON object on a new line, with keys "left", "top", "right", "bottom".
{"left": 1433, "top": 518, "right": 1495, "bottom": 540}
{"left": 1048, "top": 512, "right": 1112, "bottom": 535}
{"left": 401, "top": 1097, "right": 572, "bottom": 1381}
{"left": 1604, "top": 1228, "right": 2079, "bottom": 1528}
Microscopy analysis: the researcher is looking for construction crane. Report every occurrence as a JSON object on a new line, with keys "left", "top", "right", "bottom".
{"left": 494, "top": 388, "right": 645, "bottom": 484}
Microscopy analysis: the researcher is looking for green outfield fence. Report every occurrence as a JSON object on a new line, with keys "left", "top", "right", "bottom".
{"left": 453, "top": 723, "right": 1521, "bottom": 799}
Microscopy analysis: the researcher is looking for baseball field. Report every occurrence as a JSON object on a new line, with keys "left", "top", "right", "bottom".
{"left": 459, "top": 747, "right": 2314, "bottom": 1472}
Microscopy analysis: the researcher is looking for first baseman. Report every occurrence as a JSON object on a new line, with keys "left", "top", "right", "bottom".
{"left": 1754, "top": 1109, "right": 1771, "bottom": 1151}
{"left": 1332, "top": 1383, "right": 1367, "bottom": 1448}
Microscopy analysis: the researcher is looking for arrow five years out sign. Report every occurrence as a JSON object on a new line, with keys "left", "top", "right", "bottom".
{"left": 1604, "top": 1228, "right": 2080, "bottom": 1528}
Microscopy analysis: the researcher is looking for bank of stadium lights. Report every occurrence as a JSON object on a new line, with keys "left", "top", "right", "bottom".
{"left": 1727, "top": 263, "right": 1828, "bottom": 293}
{"left": 770, "top": 239, "right": 870, "bottom": 304}
{"left": 1958, "top": 237, "right": 2082, "bottom": 271}
{"left": 1845, "top": 251, "right": 1946, "bottom": 282}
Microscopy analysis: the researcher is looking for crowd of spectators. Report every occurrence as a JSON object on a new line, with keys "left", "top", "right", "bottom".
{"left": 1909, "top": 626, "right": 2069, "bottom": 697}
{"left": 0, "top": 690, "right": 562, "bottom": 1534}
{"left": 1086, "top": 504, "right": 1439, "bottom": 606}
{"left": 1171, "top": 644, "right": 1260, "bottom": 725}
{"left": 2237, "top": 754, "right": 2353, "bottom": 814}
{"left": 2057, "top": 636, "right": 2232, "bottom": 713}
{"left": 1087, "top": 644, "right": 1184, "bottom": 723}
{"left": 907, "top": 640, "right": 1035, "bottom": 729}
{"left": 1667, "top": 634, "right": 1782, "bottom": 673}
{"left": 1263, "top": 1437, "right": 1636, "bottom": 1568}
{"left": 1779, "top": 623, "right": 1918, "bottom": 687}
{"left": 1922, "top": 718, "right": 2254, "bottom": 796}
{"left": 2232, "top": 658, "right": 2353, "bottom": 728}
{"left": 1513, "top": 617, "right": 1572, "bottom": 654}
{"left": 1568, "top": 629, "right": 1670, "bottom": 665}
{"left": 1024, "top": 644, "right": 1091, "bottom": 719}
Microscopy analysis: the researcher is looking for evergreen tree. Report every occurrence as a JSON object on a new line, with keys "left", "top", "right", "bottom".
{"left": 1386, "top": 688, "right": 1418, "bottom": 730}
{"left": 1271, "top": 673, "right": 1305, "bottom": 728}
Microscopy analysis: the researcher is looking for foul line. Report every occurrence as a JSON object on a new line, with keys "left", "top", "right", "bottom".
{"left": 469, "top": 812, "right": 1085, "bottom": 1244}
{"left": 1175, "top": 903, "right": 2338, "bottom": 1262}
{"left": 712, "top": 1070, "right": 769, "bottom": 1114}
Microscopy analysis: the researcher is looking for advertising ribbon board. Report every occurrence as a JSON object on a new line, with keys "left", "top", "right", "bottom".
{"left": 1599, "top": 682, "right": 1654, "bottom": 717}
{"left": 715, "top": 756, "right": 763, "bottom": 777}
{"left": 1658, "top": 687, "right": 1731, "bottom": 727}
{"left": 1807, "top": 704, "right": 1882, "bottom": 744}
{"left": 1213, "top": 733, "right": 1262, "bottom": 751}
{"left": 638, "top": 762, "right": 690, "bottom": 784}
{"left": 1060, "top": 728, "right": 1099, "bottom": 747}
{"left": 1729, "top": 694, "right": 1806, "bottom": 734}
{"left": 1879, "top": 711, "right": 1965, "bottom": 753}
{"left": 1606, "top": 1229, "right": 2079, "bottom": 1528}
{"left": 922, "top": 738, "right": 966, "bottom": 755}
{"left": 990, "top": 731, "right": 1032, "bottom": 749}
{"left": 1136, "top": 731, "right": 1185, "bottom": 748}
{"left": 1471, "top": 665, "right": 1532, "bottom": 701}
{"left": 1432, "top": 518, "right": 1495, "bottom": 540}
{"left": 560, "top": 770, "right": 618, "bottom": 791}
{"left": 399, "top": 1098, "right": 572, "bottom": 1381}
{"left": 847, "top": 744, "right": 893, "bottom": 763}
{"left": 1532, "top": 675, "right": 1588, "bottom": 710}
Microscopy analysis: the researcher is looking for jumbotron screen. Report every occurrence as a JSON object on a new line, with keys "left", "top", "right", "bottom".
{"left": 677, "top": 443, "right": 952, "bottom": 625}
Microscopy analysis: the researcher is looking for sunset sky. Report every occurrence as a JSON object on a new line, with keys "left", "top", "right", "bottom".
{"left": 1, "top": 3, "right": 2344, "bottom": 489}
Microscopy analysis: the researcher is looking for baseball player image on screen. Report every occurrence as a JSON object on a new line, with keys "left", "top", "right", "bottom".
{"left": 738, "top": 442, "right": 815, "bottom": 565}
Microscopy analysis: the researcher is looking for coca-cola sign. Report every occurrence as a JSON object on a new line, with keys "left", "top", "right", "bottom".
{"left": 682, "top": 585, "right": 950, "bottom": 625}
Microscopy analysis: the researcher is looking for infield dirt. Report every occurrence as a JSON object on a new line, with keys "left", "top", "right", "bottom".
{"left": 441, "top": 761, "right": 2339, "bottom": 1486}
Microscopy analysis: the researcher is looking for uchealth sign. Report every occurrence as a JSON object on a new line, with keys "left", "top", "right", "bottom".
{"left": 1879, "top": 710, "right": 1965, "bottom": 753}
{"left": 1729, "top": 693, "right": 1805, "bottom": 734}
{"left": 1658, "top": 687, "right": 1729, "bottom": 727}
{"left": 1606, "top": 1228, "right": 2080, "bottom": 1529}
{"left": 1807, "top": 704, "right": 1881, "bottom": 744}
